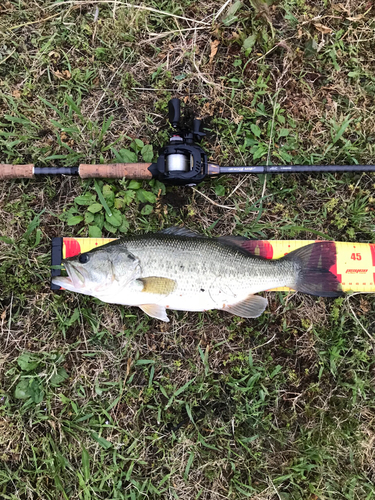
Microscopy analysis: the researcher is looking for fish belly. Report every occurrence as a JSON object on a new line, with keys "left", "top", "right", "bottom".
{"left": 126, "top": 276, "right": 289, "bottom": 313}
{"left": 94, "top": 268, "right": 294, "bottom": 312}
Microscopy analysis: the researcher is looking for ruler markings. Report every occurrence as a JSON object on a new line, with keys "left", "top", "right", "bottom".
{"left": 62, "top": 238, "right": 375, "bottom": 293}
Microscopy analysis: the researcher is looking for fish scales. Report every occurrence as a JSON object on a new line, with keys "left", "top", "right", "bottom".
{"left": 123, "top": 234, "right": 292, "bottom": 293}
{"left": 52, "top": 229, "right": 343, "bottom": 321}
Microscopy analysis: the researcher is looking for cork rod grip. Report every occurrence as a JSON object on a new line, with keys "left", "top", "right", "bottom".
{"left": 0, "top": 164, "right": 34, "bottom": 180}
{"left": 79, "top": 163, "right": 153, "bottom": 179}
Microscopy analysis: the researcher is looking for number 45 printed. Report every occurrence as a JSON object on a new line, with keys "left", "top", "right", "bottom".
{"left": 351, "top": 253, "right": 362, "bottom": 261}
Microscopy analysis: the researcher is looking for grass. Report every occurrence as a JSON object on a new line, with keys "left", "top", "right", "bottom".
{"left": 1, "top": 0, "right": 375, "bottom": 498}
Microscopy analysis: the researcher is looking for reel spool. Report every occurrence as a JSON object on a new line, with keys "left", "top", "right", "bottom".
{"left": 166, "top": 153, "right": 190, "bottom": 173}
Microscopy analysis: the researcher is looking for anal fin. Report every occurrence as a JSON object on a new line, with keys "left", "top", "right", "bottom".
{"left": 139, "top": 304, "right": 169, "bottom": 322}
{"left": 222, "top": 294, "right": 268, "bottom": 318}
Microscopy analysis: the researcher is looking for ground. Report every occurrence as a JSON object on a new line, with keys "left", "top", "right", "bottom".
{"left": 1, "top": 0, "right": 375, "bottom": 499}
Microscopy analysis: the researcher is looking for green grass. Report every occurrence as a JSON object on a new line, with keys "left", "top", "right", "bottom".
{"left": 1, "top": 0, "right": 375, "bottom": 498}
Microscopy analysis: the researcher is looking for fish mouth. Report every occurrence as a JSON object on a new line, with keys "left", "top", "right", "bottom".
{"left": 64, "top": 262, "right": 86, "bottom": 289}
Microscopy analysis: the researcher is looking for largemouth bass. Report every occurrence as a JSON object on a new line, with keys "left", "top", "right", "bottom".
{"left": 52, "top": 227, "right": 343, "bottom": 322}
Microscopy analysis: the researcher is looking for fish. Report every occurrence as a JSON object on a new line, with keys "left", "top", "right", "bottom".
{"left": 52, "top": 227, "right": 343, "bottom": 322}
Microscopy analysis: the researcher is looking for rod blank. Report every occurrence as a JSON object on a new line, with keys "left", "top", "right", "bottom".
{"left": 34, "top": 167, "right": 79, "bottom": 175}
{"left": 220, "top": 164, "right": 375, "bottom": 174}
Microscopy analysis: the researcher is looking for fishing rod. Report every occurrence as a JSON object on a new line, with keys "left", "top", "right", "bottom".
{"left": 2, "top": 98, "right": 375, "bottom": 186}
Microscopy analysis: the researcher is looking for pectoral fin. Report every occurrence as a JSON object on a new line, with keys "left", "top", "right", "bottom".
{"left": 139, "top": 304, "right": 169, "bottom": 322}
{"left": 139, "top": 277, "right": 176, "bottom": 295}
{"left": 222, "top": 294, "right": 268, "bottom": 318}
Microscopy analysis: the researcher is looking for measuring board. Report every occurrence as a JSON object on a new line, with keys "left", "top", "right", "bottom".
{"left": 51, "top": 237, "right": 375, "bottom": 293}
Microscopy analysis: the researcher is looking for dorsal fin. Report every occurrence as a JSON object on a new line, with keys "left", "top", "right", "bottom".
{"left": 159, "top": 226, "right": 201, "bottom": 238}
{"left": 217, "top": 235, "right": 250, "bottom": 248}
{"left": 160, "top": 228, "right": 260, "bottom": 257}
{"left": 216, "top": 235, "right": 266, "bottom": 258}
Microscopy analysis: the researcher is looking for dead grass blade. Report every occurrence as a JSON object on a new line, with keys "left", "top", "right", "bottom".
{"left": 50, "top": 0, "right": 210, "bottom": 25}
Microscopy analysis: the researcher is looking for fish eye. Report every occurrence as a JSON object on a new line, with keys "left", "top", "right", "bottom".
{"left": 79, "top": 253, "right": 90, "bottom": 264}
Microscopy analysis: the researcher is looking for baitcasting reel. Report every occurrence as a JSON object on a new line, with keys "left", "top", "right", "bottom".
{"left": 148, "top": 99, "right": 211, "bottom": 186}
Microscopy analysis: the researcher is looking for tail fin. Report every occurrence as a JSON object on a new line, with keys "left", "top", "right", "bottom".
{"left": 283, "top": 242, "right": 344, "bottom": 298}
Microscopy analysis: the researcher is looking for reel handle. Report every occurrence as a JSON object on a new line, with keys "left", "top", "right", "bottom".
{"left": 79, "top": 163, "right": 153, "bottom": 179}
{"left": 193, "top": 119, "right": 205, "bottom": 141}
{"left": 0, "top": 164, "right": 34, "bottom": 180}
{"left": 168, "top": 99, "right": 180, "bottom": 128}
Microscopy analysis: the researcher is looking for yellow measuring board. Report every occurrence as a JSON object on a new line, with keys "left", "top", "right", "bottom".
{"left": 59, "top": 237, "right": 375, "bottom": 293}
